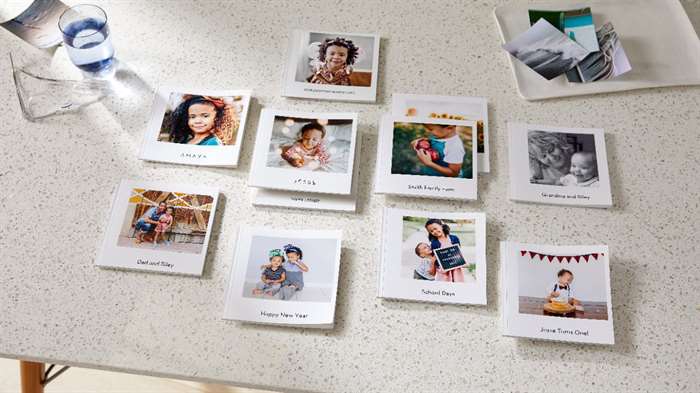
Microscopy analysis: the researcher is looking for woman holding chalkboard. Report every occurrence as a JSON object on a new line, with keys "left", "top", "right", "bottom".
{"left": 425, "top": 219, "right": 465, "bottom": 282}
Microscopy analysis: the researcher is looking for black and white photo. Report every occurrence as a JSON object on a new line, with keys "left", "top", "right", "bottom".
{"left": 503, "top": 18, "right": 589, "bottom": 80}
{"left": 508, "top": 123, "right": 612, "bottom": 208}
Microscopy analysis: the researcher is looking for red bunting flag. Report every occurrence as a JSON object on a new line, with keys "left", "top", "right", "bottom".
{"left": 520, "top": 250, "right": 527, "bottom": 256}
{"left": 582, "top": 254, "right": 589, "bottom": 262}
{"left": 591, "top": 253, "right": 599, "bottom": 260}
{"left": 556, "top": 256, "right": 564, "bottom": 263}
{"left": 547, "top": 255, "right": 555, "bottom": 262}
{"left": 528, "top": 251, "right": 538, "bottom": 259}
{"left": 573, "top": 255, "right": 580, "bottom": 263}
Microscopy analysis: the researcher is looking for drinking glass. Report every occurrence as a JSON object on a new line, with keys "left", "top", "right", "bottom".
{"left": 58, "top": 4, "right": 115, "bottom": 77}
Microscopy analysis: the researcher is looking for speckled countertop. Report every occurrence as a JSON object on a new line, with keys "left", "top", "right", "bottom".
{"left": 1, "top": 1, "right": 699, "bottom": 392}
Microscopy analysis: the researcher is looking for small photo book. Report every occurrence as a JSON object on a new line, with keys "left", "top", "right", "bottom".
{"left": 282, "top": 29, "right": 380, "bottom": 102}
{"left": 223, "top": 228, "right": 342, "bottom": 329}
{"left": 391, "top": 94, "right": 490, "bottom": 173}
{"left": 139, "top": 87, "right": 252, "bottom": 167}
{"left": 374, "top": 115, "right": 478, "bottom": 200}
{"left": 500, "top": 241, "right": 614, "bottom": 345}
{"left": 248, "top": 109, "right": 361, "bottom": 212}
{"left": 95, "top": 180, "right": 219, "bottom": 276}
{"left": 507, "top": 122, "right": 612, "bottom": 207}
{"left": 378, "top": 208, "right": 486, "bottom": 305}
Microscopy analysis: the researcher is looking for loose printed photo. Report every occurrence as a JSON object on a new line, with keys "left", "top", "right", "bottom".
{"left": 375, "top": 115, "right": 478, "bottom": 200}
{"left": 391, "top": 94, "right": 490, "bottom": 172}
{"left": 508, "top": 123, "right": 612, "bottom": 207}
{"left": 139, "top": 88, "right": 251, "bottom": 167}
{"left": 501, "top": 241, "right": 614, "bottom": 345}
{"left": 282, "top": 30, "right": 380, "bottom": 102}
{"left": 1, "top": 0, "right": 68, "bottom": 48}
{"left": 96, "top": 180, "right": 219, "bottom": 275}
{"left": 223, "top": 228, "right": 342, "bottom": 328}
{"left": 503, "top": 18, "right": 589, "bottom": 80}
{"left": 378, "top": 209, "right": 486, "bottom": 305}
{"left": 566, "top": 22, "right": 631, "bottom": 83}
{"left": 249, "top": 109, "right": 358, "bottom": 195}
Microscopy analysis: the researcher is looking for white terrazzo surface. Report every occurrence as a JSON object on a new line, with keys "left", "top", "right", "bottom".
{"left": 1, "top": 1, "right": 699, "bottom": 392}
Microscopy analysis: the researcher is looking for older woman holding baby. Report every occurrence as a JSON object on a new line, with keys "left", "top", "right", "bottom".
{"left": 425, "top": 219, "right": 465, "bottom": 283}
{"left": 527, "top": 131, "right": 575, "bottom": 185}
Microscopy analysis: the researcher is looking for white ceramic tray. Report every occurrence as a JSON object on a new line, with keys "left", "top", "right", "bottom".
{"left": 494, "top": 0, "right": 700, "bottom": 100}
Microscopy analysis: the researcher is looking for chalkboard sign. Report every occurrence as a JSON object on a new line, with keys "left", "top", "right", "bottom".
{"left": 434, "top": 245, "right": 467, "bottom": 272}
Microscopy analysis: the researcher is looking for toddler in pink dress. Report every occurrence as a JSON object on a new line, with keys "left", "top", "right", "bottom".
{"left": 153, "top": 207, "right": 173, "bottom": 247}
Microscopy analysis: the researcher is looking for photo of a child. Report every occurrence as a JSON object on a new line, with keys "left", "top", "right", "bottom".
{"left": 157, "top": 93, "right": 246, "bottom": 146}
{"left": 517, "top": 251, "right": 609, "bottom": 320}
{"left": 252, "top": 249, "right": 287, "bottom": 297}
{"left": 266, "top": 116, "right": 354, "bottom": 173}
{"left": 117, "top": 188, "right": 214, "bottom": 254}
{"left": 401, "top": 216, "right": 477, "bottom": 283}
{"left": 391, "top": 122, "right": 473, "bottom": 178}
{"left": 528, "top": 130, "right": 598, "bottom": 187}
{"left": 242, "top": 236, "right": 338, "bottom": 302}
{"left": 545, "top": 269, "right": 581, "bottom": 307}
{"left": 295, "top": 33, "right": 375, "bottom": 87}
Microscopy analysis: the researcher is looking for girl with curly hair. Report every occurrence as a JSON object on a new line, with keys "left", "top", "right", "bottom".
{"left": 424, "top": 219, "right": 465, "bottom": 283}
{"left": 167, "top": 95, "right": 239, "bottom": 146}
{"left": 307, "top": 36, "right": 359, "bottom": 86}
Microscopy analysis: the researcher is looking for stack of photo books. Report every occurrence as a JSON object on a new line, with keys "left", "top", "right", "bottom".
{"left": 374, "top": 94, "right": 489, "bottom": 200}
{"left": 377, "top": 208, "right": 487, "bottom": 305}
{"left": 96, "top": 180, "right": 220, "bottom": 276}
{"left": 139, "top": 88, "right": 252, "bottom": 167}
{"left": 223, "top": 228, "right": 342, "bottom": 329}
{"left": 248, "top": 109, "right": 361, "bottom": 212}
{"left": 507, "top": 122, "right": 613, "bottom": 207}
{"left": 502, "top": 6, "right": 631, "bottom": 83}
{"left": 500, "top": 241, "right": 614, "bottom": 345}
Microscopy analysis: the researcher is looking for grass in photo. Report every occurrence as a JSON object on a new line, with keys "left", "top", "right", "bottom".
{"left": 391, "top": 122, "right": 473, "bottom": 178}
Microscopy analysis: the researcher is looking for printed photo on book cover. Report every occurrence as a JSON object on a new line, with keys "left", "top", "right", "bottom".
{"left": 266, "top": 115, "right": 354, "bottom": 173}
{"left": 140, "top": 88, "right": 251, "bottom": 167}
{"left": 508, "top": 123, "right": 612, "bottom": 207}
{"left": 401, "top": 216, "right": 476, "bottom": 284}
{"left": 241, "top": 235, "right": 339, "bottom": 303}
{"left": 391, "top": 94, "right": 490, "bottom": 172}
{"left": 391, "top": 121, "right": 474, "bottom": 180}
{"left": 283, "top": 30, "right": 380, "bottom": 102}
{"left": 118, "top": 188, "right": 215, "bottom": 255}
{"left": 527, "top": 130, "right": 599, "bottom": 187}
{"left": 295, "top": 32, "right": 375, "bottom": 87}
{"left": 517, "top": 250, "right": 610, "bottom": 321}
{"left": 249, "top": 109, "right": 358, "bottom": 195}
{"left": 156, "top": 92, "right": 247, "bottom": 147}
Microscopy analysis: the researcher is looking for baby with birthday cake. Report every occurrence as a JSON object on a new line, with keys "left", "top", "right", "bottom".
{"left": 545, "top": 269, "right": 581, "bottom": 312}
